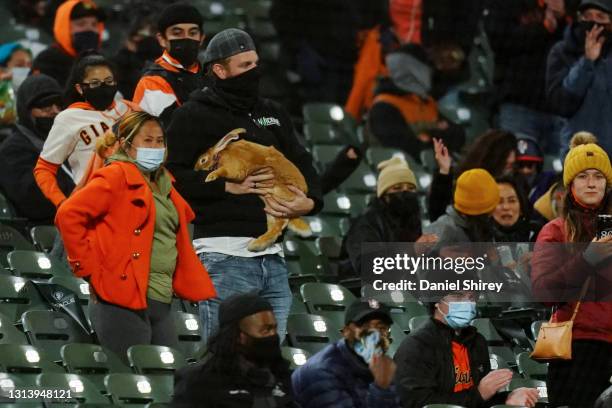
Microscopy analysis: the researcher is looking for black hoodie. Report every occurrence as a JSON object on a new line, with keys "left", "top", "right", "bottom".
{"left": 0, "top": 74, "right": 74, "bottom": 223}
{"left": 166, "top": 83, "right": 322, "bottom": 239}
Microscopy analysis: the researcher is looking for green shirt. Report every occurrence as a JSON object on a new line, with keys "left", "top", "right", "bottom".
{"left": 108, "top": 151, "right": 178, "bottom": 303}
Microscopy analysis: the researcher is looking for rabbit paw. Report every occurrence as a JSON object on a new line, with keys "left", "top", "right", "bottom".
{"left": 248, "top": 238, "right": 271, "bottom": 252}
{"left": 205, "top": 173, "right": 218, "bottom": 183}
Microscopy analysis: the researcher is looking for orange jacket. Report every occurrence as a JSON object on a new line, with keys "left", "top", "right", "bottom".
{"left": 55, "top": 161, "right": 216, "bottom": 310}
{"left": 54, "top": 0, "right": 104, "bottom": 57}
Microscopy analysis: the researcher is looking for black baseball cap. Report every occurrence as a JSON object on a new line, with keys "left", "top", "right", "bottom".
{"left": 579, "top": 0, "right": 612, "bottom": 13}
{"left": 344, "top": 299, "right": 393, "bottom": 326}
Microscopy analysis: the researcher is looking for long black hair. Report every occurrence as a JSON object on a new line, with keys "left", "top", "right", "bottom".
{"left": 458, "top": 130, "right": 517, "bottom": 177}
{"left": 64, "top": 53, "right": 116, "bottom": 106}
{"left": 495, "top": 174, "right": 531, "bottom": 221}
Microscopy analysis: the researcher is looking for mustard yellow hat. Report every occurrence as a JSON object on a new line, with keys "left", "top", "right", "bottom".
{"left": 454, "top": 168, "right": 500, "bottom": 216}
{"left": 563, "top": 132, "right": 612, "bottom": 187}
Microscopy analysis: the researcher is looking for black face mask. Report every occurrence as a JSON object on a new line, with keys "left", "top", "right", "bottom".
{"left": 32, "top": 116, "right": 55, "bottom": 139}
{"left": 169, "top": 38, "right": 201, "bottom": 68}
{"left": 136, "top": 36, "right": 163, "bottom": 61}
{"left": 72, "top": 31, "right": 99, "bottom": 54}
{"left": 384, "top": 191, "right": 420, "bottom": 218}
{"left": 82, "top": 84, "right": 117, "bottom": 111}
{"left": 215, "top": 66, "right": 262, "bottom": 110}
{"left": 241, "top": 333, "right": 282, "bottom": 366}
{"left": 573, "top": 20, "right": 612, "bottom": 43}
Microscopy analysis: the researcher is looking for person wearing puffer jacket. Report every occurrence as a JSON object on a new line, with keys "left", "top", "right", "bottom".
{"left": 531, "top": 132, "right": 612, "bottom": 407}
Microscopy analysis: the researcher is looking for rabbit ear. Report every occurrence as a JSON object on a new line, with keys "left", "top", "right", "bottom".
{"left": 212, "top": 128, "right": 245, "bottom": 155}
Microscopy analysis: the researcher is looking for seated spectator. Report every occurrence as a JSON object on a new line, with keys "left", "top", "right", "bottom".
{"left": 425, "top": 168, "right": 500, "bottom": 244}
{"left": 368, "top": 44, "right": 465, "bottom": 162}
{"left": 0, "top": 42, "right": 33, "bottom": 88}
{"left": 0, "top": 74, "right": 73, "bottom": 223}
{"left": 547, "top": 0, "right": 612, "bottom": 155}
{"left": 111, "top": 5, "right": 162, "bottom": 100}
{"left": 292, "top": 299, "right": 400, "bottom": 408}
{"left": 172, "top": 292, "right": 295, "bottom": 407}
{"left": 342, "top": 157, "right": 422, "bottom": 277}
{"left": 55, "top": 111, "right": 215, "bottom": 363}
{"left": 485, "top": 0, "right": 567, "bottom": 155}
{"left": 320, "top": 145, "right": 362, "bottom": 195}
{"left": 31, "top": 0, "right": 105, "bottom": 87}
{"left": 514, "top": 134, "right": 558, "bottom": 205}
{"left": 428, "top": 130, "right": 516, "bottom": 221}
{"left": 393, "top": 290, "right": 539, "bottom": 407}
{"left": 493, "top": 175, "right": 540, "bottom": 242}
{"left": 133, "top": 3, "right": 206, "bottom": 126}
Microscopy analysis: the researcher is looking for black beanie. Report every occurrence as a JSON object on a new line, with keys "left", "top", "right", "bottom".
{"left": 219, "top": 292, "right": 273, "bottom": 328}
{"left": 157, "top": 3, "right": 203, "bottom": 34}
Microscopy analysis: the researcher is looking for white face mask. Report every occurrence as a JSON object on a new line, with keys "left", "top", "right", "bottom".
{"left": 11, "top": 67, "right": 30, "bottom": 90}
{"left": 135, "top": 147, "right": 165, "bottom": 172}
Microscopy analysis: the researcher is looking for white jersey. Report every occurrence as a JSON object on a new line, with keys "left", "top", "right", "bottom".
{"left": 40, "top": 101, "right": 130, "bottom": 184}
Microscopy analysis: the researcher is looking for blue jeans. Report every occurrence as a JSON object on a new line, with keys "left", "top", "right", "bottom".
{"left": 198, "top": 252, "right": 292, "bottom": 341}
{"left": 498, "top": 102, "right": 565, "bottom": 156}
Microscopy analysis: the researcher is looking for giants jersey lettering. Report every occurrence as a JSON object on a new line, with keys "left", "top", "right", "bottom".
{"left": 40, "top": 101, "right": 129, "bottom": 184}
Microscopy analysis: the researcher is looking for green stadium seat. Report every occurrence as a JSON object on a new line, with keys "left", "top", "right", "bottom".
{"left": 0, "top": 344, "right": 64, "bottom": 386}
{"left": 289, "top": 294, "right": 308, "bottom": 315}
{"left": 127, "top": 345, "right": 187, "bottom": 401}
{"left": 0, "top": 275, "right": 32, "bottom": 322}
{"left": 322, "top": 193, "right": 353, "bottom": 216}
{"left": 365, "top": 147, "right": 413, "bottom": 168}
{"left": 423, "top": 405, "right": 467, "bottom": 408}
{"left": 304, "top": 215, "right": 350, "bottom": 237}
{"left": 0, "top": 191, "right": 19, "bottom": 220}
{"left": 303, "top": 123, "right": 348, "bottom": 145}
{"left": 300, "top": 283, "right": 356, "bottom": 328}
{"left": 0, "top": 372, "right": 37, "bottom": 404}
{"left": 172, "top": 312, "right": 205, "bottom": 362}
{"left": 286, "top": 314, "right": 341, "bottom": 355}
{"left": 22, "top": 310, "right": 93, "bottom": 362}
{"left": 312, "top": 144, "right": 344, "bottom": 165}
{"left": 30, "top": 226, "right": 58, "bottom": 253}
{"left": 470, "top": 318, "right": 505, "bottom": 343}
{"left": 0, "top": 224, "right": 36, "bottom": 268}
{"left": 0, "top": 311, "right": 28, "bottom": 345}
{"left": 489, "top": 346, "right": 518, "bottom": 368}
{"left": 303, "top": 103, "right": 347, "bottom": 124}
{"left": 315, "top": 236, "right": 343, "bottom": 262}
{"left": 338, "top": 162, "right": 377, "bottom": 194}
{"left": 105, "top": 373, "right": 169, "bottom": 406}
{"left": 345, "top": 194, "right": 371, "bottom": 218}
{"left": 489, "top": 353, "right": 511, "bottom": 370}
{"left": 281, "top": 346, "right": 311, "bottom": 370}
{"left": 516, "top": 351, "right": 548, "bottom": 381}
{"left": 37, "top": 373, "right": 111, "bottom": 405}
{"left": 61, "top": 343, "right": 131, "bottom": 392}
{"left": 387, "top": 323, "right": 407, "bottom": 358}
{"left": 8, "top": 250, "right": 71, "bottom": 280}
{"left": 408, "top": 316, "right": 429, "bottom": 332}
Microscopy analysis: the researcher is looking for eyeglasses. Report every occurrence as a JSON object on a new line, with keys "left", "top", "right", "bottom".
{"left": 81, "top": 78, "right": 116, "bottom": 88}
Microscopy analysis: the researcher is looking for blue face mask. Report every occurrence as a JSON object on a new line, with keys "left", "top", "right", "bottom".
{"left": 439, "top": 301, "right": 477, "bottom": 329}
{"left": 135, "top": 147, "right": 165, "bottom": 172}
{"left": 353, "top": 330, "right": 383, "bottom": 364}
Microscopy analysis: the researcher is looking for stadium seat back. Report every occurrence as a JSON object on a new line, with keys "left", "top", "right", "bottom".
{"left": 300, "top": 283, "right": 356, "bottom": 317}
{"left": 0, "top": 311, "right": 28, "bottom": 345}
{"left": 105, "top": 373, "right": 169, "bottom": 406}
{"left": 0, "top": 224, "right": 36, "bottom": 267}
{"left": 127, "top": 345, "right": 187, "bottom": 374}
{"left": 172, "top": 312, "right": 205, "bottom": 361}
{"left": 37, "top": 373, "right": 110, "bottom": 404}
{"left": 303, "top": 123, "right": 348, "bottom": 145}
{"left": 280, "top": 346, "right": 311, "bottom": 370}
{"left": 0, "top": 344, "right": 64, "bottom": 386}
{"left": 0, "top": 275, "right": 33, "bottom": 322}
{"left": 516, "top": 351, "right": 548, "bottom": 381}
{"left": 322, "top": 193, "right": 353, "bottom": 216}
{"left": 61, "top": 343, "right": 131, "bottom": 392}
{"left": 8, "top": 250, "right": 71, "bottom": 280}
{"left": 286, "top": 314, "right": 341, "bottom": 355}
{"left": 408, "top": 316, "right": 430, "bottom": 332}
{"left": 30, "top": 226, "right": 58, "bottom": 253}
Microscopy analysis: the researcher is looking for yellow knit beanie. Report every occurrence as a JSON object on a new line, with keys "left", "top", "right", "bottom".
{"left": 563, "top": 132, "right": 612, "bottom": 187}
{"left": 453, "top": 168, "right": 500, "bottom": 216}
{"left": 376, "top": 157, "right": 417, "bottom": 197}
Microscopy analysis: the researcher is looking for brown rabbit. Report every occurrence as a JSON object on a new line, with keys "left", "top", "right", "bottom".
{"left": 195, "top": 128, "right": 312, "bottom": 251}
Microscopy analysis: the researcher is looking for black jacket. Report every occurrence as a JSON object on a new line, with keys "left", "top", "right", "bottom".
{"left": 342, "top": 198, "right": 422, "bottom": 277}
{"left": 485, "top": 0, "right": 566, "bottom": 111}
{"left": 320, "top": 145, "right": 362, "bottom": 195}
{"left": 394, "top": 318, "right": 507, "bottom": 408}
{"left": 172, "top": 357, "right": 297, "bottom": 408}
{"left": 166, "top": 84, "right": 322, "bottom": 239}
{"left": 31, "top": 45, "right": 76, "bottom": 87}
{"left": 0, "top": 74, "right": 74, "bottom": 223}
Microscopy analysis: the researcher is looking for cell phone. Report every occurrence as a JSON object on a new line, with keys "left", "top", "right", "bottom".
{"left": 597, "top": 214, "right": 612, "bottom": 240}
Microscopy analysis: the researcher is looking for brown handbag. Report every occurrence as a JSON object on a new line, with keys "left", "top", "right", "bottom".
{"left": 530, "top": 277, "right": 591, "bottom": 361}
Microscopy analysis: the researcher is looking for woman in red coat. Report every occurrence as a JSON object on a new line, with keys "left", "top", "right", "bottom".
{"left": 531, "top": 132, "right": 612, "bottom": 407}
{"left": 56, "top": 111, "right": 216, "bottom": 362}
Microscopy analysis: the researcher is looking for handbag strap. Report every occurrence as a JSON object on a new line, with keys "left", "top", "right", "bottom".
{"left": 570, "top": 276, "right": 592, "bottom": 322}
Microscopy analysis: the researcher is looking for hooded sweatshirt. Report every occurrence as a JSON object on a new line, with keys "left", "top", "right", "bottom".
{"left": 0, "top": 75, "right": 74, "bottom": 222}
{"left": 31, "top": 0, "right": 105, "bottom": 87}
{"left": 34, "top": 97, "right": 130, "bottom": 208}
